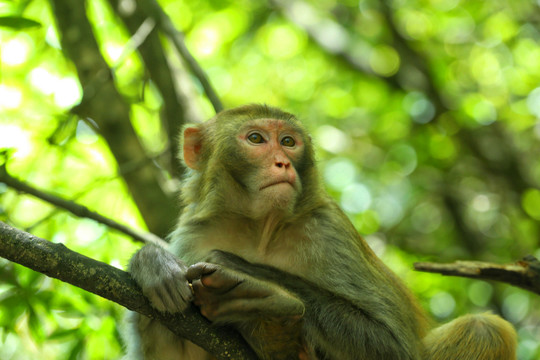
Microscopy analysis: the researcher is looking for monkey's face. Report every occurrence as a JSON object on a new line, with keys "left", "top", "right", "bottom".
{"left": 182, "top": 106, "right": 313, "bottom": 220}
{"left": 233, "top": 118, "right": 304, "bottom": 218}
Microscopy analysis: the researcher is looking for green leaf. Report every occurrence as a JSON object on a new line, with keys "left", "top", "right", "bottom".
{"left": 27, "top": 306, "right": 45, "bottom": 342}
{"left": 49, "top": 328, "right": 79, "bottom": 340}
{"left": 0, "top": 16, "right": 42, "bottom": 29}
{"left": 68, "top": 339, "right": 85, "bottom": 360}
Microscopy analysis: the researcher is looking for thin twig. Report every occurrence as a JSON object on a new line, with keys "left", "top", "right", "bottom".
{"left": 138, "top": 0, "right": 224, "bottom": 113}
{"left": 0, "top": 166, "right": 167, "bottom": 247}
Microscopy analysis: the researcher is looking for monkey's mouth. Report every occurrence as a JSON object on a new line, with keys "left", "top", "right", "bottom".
{"left": 260, "top": 181, "right": 294, "bottom": 190}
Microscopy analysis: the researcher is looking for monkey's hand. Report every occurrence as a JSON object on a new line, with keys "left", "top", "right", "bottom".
{"left": 186, "top": 262, "right": 305, "bottom": 323}
{"left": 129, "top": 244, "right": 193, "bottom": 313}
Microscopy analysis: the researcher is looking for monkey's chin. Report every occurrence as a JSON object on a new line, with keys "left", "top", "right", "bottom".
{"left": 253, "top": 185, "right": 297, "bottom": 217}
{"left": 260, "top": 183, "right": 296, "bottom": 200}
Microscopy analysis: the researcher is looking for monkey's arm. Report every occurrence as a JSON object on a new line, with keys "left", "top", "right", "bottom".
{"left": 188, "top": 250, "right": 421, "bottom": 360}
{"left": 187, "top": 258, "right": 307, "bottom": 359}
{"left": 186, "top": 261, "right": 305, "bottom": 322}
{"left": 129, "top": 244, "right": 193, "bottom": 312}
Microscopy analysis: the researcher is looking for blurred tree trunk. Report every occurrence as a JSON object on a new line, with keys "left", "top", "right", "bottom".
{"left": 50, "top": 0, "right": 178, "bottom": 237}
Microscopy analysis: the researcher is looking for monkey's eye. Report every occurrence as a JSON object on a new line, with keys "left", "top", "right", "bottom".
{"left": 281, "top": 136, "right": 296, "bottom": 147}
{"left": 248, "top": 133, "right": 265, "bottom": 144}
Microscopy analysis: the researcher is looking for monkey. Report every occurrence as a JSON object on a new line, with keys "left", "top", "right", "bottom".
{"left": 124, "top": 104, "right": 517, "bottom": 359}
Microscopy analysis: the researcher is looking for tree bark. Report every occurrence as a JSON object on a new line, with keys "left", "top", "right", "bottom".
{"left": 415, "top": 256, "right": 540, "bottom": 295}
{"left": 0, "top": 221, "right": 257, "bottom": 360}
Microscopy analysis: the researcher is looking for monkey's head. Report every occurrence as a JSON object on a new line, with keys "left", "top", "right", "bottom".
{"left": 180, "top": 104, "right": 320, "bottom": 220}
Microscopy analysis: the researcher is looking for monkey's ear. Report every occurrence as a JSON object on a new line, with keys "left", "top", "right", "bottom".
{"left": 183, "top": 127, "right": 203, "bottom": 170}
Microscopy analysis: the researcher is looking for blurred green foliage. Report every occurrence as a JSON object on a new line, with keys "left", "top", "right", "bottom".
{"left": 1, "top": 0, "right": 540, "bottom": 358}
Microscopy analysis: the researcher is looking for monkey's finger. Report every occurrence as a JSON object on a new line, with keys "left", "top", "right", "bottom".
{"left": 161, "top": 278, "right": 193, "bottom": 312}
{"left": 198, "top": 302, "right": 221, "bottom": 321}
{"left": 188, "top": 263, "right": 242, "bottom": 290}
{"left": 203, "top": 269, "right": 244, "bottom": 292}
{"left": 144, "top": 288, "right": 169, "bottom": 312}
{"left": 190, "top": 277, "right": 235, "bottom": 301}
{"left": 190, "top": 279, "right": 203, "bottom": 306}
{"left": 154, "top": 285, "right": 178, "bottom": 312}
{"left": 186, "top": 262, "right": 219, "bottom": 281}
{"left": 190, "top": 280, "right": 222, "bottom": 319}
{"left": 169, "top": 278, "right": 194, "bottom": 303}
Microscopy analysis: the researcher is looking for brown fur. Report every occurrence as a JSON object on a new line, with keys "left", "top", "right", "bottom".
{"left": 125, "top": 104, "right": 517, "bottom": 360}
{"left": 424, "top": 313, "right": 517, "bottom": 360}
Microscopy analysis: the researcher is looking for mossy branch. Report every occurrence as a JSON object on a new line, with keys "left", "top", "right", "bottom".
{"left": 414, "top": 256, "right": 540, "bottom": 295}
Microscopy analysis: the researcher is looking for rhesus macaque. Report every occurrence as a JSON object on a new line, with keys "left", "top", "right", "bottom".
{"left": 124, "top": 104, "right": 517, "bottom": 359}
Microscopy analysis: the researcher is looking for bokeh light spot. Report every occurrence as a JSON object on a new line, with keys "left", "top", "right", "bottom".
{"left": 369, "top": 45, "right": 400, "bottom": 77}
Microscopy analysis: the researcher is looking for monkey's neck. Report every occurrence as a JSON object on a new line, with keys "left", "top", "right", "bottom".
{"left": 214, "top": 211, "right": 291, "bottom": 255}
{"left": 256, "top": 212, "right": 286, "bottom": 254}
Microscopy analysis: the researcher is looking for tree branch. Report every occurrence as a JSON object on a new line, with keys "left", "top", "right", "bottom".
{"left": 134, "top": 0, "right": 224, "bottom": 113}
{"left": 108, "top": 0, "right": 200, "bottom": 179}
{"left": 414, "top": 256, "right": 540, "bottom": 295}
{"left": 51, "top": 0, "right": 177, "bottom": 237}
{"left": 0, "top": 221, "right": 257, "bottom": 359}
{"left": 0, "top": 166, "right": 167, "bottom": 247}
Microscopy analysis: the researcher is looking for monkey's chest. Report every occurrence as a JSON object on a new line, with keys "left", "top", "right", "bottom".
{"left": 181, "top": 228, "right": 308, "bottom": 273}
